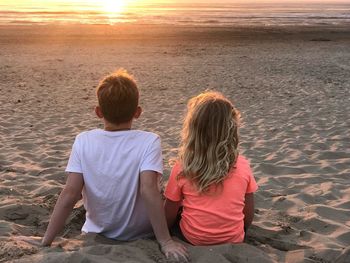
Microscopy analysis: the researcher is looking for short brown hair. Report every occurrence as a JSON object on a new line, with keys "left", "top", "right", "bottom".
{"left": 96, "top": 69, "right": 139, "bottom": 125}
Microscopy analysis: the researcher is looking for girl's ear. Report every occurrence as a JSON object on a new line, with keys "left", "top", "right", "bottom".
{"left": 95, "top": 106, "right": 104, "bottom": 119}
{"left": 134, "top": 106, "right": 142, "bottom": 119}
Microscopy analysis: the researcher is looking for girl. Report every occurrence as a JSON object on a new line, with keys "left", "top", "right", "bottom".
{"left": 164, "top": 91, "right": 258, "bottom": 246}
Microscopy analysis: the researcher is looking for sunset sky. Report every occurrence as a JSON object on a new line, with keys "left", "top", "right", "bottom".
{"left": 2, "top": 0, "right": 348, "bottom": 5}
{"left": 1, "top": 0, "right": 348, "bottom": 26}
{"left": 2, "top": 0, "right": 348, "bottom": 10}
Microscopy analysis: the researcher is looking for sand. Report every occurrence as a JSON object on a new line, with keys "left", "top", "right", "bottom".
{"left": 0, "top": 24, "right": 349, "bottom": 263}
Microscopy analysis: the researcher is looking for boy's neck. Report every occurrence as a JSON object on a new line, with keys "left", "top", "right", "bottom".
{"left": 104, "top": 120, "right": 132, "bottom": 132}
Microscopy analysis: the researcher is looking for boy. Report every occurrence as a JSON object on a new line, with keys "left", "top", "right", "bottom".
{"left": 41, "top": 69, "right": 188, "bottom": 261}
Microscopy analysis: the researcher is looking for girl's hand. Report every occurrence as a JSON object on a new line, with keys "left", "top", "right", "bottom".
{"left": 160, "top": 238, "right": 189, "bottom": 262}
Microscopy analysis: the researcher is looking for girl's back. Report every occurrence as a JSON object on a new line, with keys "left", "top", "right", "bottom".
{"left": 165, "top": 155, "right": 257, "bottom": 245}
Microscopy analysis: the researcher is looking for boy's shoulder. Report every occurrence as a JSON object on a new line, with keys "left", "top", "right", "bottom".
{"left": 74, "top": 129, "right": 160, "bottom": 142}
{"left": 131, "top": 130, "right": 161, "bottom": 146}
{"left": 131, "top": 129, "right": 160, "bottom": 138}
{"left": 74, "top": 129, "right": 99, "bottom": 140}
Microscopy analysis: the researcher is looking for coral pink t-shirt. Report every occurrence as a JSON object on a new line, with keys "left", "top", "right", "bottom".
{"left": 164, "top": 155, "right": 258, "bottom": 245}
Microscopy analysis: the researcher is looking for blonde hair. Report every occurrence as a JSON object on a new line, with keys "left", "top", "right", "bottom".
{"left": 96, "top": 69, "right": 139, "bottom": 125}
{"left": 179, "top": 91, "right": 240, "bottom": 193}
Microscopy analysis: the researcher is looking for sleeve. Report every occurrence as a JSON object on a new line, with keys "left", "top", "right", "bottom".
{"left": 140, "top": 136, "right": 163, "bottom": 174}
{"left": 245, "top": 162, "right": 258, "bottom": 194}
{"left": 164, "top": 163, "right": 183, "bottom": 202}
{"left": 65, "top": 135, "right": 83, "bottom": 174}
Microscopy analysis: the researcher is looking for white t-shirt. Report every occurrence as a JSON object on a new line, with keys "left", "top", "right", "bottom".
{"left": 65, "top": 129, "right": 163, "bottom": 240}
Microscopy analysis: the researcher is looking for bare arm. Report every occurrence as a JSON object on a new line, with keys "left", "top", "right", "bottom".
{"left": 164, "top": 198, "right": 181, "bottom": 228}
{"left": 42, "top": 172, "right": 83, "bottom": 246}
{"left": 243, "top": 193, "right": 255, "bottom": 231}
{"left": 140, "top": 171, "right": 188, "bottom": 261}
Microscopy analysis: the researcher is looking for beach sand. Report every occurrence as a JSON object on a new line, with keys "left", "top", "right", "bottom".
{"left": 0, "top": 24, "right": 349, "bottom": 262}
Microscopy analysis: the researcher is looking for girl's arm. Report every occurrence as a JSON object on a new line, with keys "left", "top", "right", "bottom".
{"left": 42, "top": 172, "right": 84, "bottom": 246}
{"left": 164, "top": 198, "right": 181, "bottom": 228}
{"left": 140, "top": 171, "right": 188, "bottom": 262}
{"left": 243, "top": 193, "right": 255, "bottom": 231}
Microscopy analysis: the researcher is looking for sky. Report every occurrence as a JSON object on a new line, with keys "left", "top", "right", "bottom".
{"left": 2, "top": 0, "right": 349, "bottom": 4}
{"left": 1, "top": 0, "right": 348, "bottom": 11}
{"left": 1, "top": 0, "right": 349, "bottom": 10}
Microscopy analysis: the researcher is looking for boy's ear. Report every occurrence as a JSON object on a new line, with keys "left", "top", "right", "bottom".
{"left": 134, "top": 106, "right": 142, "bottom": 119}
{"left": 95, "top": 106, "right": 104, "bottom": 119}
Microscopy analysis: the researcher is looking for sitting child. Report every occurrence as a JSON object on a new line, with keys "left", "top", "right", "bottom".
{"left": 42, "top": 69, "right": 188, "bottom": 261}
{"left": 164, "top": 91, "right": 258, "bottom": 245}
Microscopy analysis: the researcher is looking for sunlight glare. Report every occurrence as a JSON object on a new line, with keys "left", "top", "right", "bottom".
{"left": 100, "top": 0, "right": 126, "bottom": 14}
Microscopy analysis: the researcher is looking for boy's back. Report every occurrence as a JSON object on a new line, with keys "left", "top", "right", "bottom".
{"left": 66, "top": 129, "right": 162, "bottom": 240}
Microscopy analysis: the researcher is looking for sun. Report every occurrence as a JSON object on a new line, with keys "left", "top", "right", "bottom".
{"left": 100, "top": 0, "right": 127, "bottom": 14}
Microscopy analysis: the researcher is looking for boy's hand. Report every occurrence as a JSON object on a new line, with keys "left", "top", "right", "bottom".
{"left": 14, "top": 236, "right": 44, "bottom": 247}
{"left": 160, "top": 238, "right": 189, "bottom": 262}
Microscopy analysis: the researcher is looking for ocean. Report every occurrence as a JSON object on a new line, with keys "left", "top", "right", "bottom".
{"left": 0, "top": 1, "right": 349, "bottom": 27}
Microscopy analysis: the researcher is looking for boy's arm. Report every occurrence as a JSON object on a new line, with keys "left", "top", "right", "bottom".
{"left": 140, "top": 171, "right": 188, "bottom": 262}
{"left": 243, "top": 193, "right": 255, "bottom": 231}
{"left": 164, "top": 199, "right": 181, "bottom": 228}
{"left": 42, "top": 172, "right": 84, "bottom": 246}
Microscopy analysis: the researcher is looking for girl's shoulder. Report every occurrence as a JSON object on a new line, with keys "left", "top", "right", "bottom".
{"left": 170, "top": 161, "right": 184, "bottom": 178}
{"left": 228, "top": 155, "right": 253, "bottom": 178}
{"left": 236, "top": 155, "right": 251, "bottom": 167}
{"left": 173, "top": 161, "right": 183, "bottom": 169}
{"left": 170, "top": 161, "right": 192, "bottom": 184}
